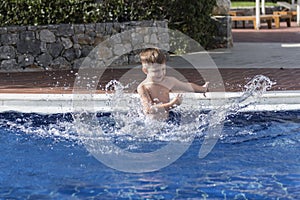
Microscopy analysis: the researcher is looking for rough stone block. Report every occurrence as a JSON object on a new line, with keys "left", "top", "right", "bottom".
{"left": 73, "top": 44, "right": 82, "bottom": 58}
{"left": 20, "top": 31, "right": 36, "bottom": 41}
{"left": 114, "top": 43, "right": 132, "bottom": 56}
{"left": 48, "top": 42, "right": 64, "bottom": 58}
{"left": 61, "top": 37, "right": 73, "bottom": 49}
{"left": 57, "top": 24, "right": 74, "bottom": 36}
{"left": 213, "top": 0, "right": 231, "bottom": 15}
{"left": 111, "top": 54, "right": 128, "bottom": 66}
{"left": 0, "top": 45, "right": 16, "bottom": 60}
{"left": 17, "top": 40, "right": 41, "bottom": 55}
{"left": 36, "top": 53, "right": 53, "bottom": 68}
{"left": 18, "top": 54, "right": 34, "bottom": 67}
{"left": 131, "top": 32, "right": 144, "bottom": 47}
{"left": 98, "top": 46, "right": 113, "bottom": 60}
{"left": 50, "top": 57, "right": 71, "bottom": 70}
{"left": 63, "top": 48, "right": 76, "bottom": 62}
{"left": 94, "top": 35, "right": 107, "bottom": 45}
{"left": 95, "top": 23, "right": 105, "bottom": 33}
{"left": 72, "top": 57, "right": 86, "bottom": 69}
{"left": 85, "top": 24, "right": 95, "bottom": 33}
{"left": 40, "top": 42, "right": 47, "bottom": 53}
{"left": 27, "top": 25, "right": 38, "bottom": 31}
{"left": 120, "top": 31, "right": 131, "bottom": 43}
{"left": 40, "top": 29, "right": 56, "bottom": 43}
{"left": 81, "top": 45, "right": 94, "bottom": 57}
{"left": 74, "top": 24, "right": 85, "bottom": 34}
{"left": 105, "top": 23, "right": 113, "bottom": 34}
{"left": 113, "top": 23, "right": 121, "bottom": 33}
{"left": 128, "top": 54, "right": 140, "bottom": 64}
{"left": 6, "top": 26, "right": 22, "bottom": 33}
{"left": 1, "top": 33, "right": 19, "bottom": 45}
{"left": 0, "top": 59, "right": 18, "bottom": 70}
{"left": 0, "top": 27, "right": 8, "bottom": 34}
{"left": 76, "top": 34, "right": 94, "bottom": 45}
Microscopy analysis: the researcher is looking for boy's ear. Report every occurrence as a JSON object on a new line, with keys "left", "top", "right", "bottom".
{"left": 142, "top": 67, "right": 148, "bottom": 74}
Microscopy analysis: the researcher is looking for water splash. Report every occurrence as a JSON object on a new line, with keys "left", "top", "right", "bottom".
{"left": 71, "top": 75, "right": 276, "bottom": 154}
{"left": 199, "top": 75, "right": 275, "bottom": 158}
{"left": 104, "top": 80, "right": 175, "bottom": 141}
{"left": 0, "top": 75, "right": 274, "bottom": 156}
{"left": 0, "top": 113, "right": 80, "bottom": 145}
{"left": 104, "top": 75, "right": 274, "bottom": 140}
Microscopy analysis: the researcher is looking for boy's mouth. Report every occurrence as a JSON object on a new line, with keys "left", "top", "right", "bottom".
{"left": 155, "top": 76, "right": 164, "bottom": 82}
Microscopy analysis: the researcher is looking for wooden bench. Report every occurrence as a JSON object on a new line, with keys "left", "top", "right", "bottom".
{"left": 274, "top": 10, "right": 297, "bottom": 18}
{"left": 231, "top": 15, "right": 273, "bottom": 29}
{"left": 276, "top": 2, "right": 297, "bottom": 21}
{"left": 273, "top": 11, "right": 293, "bottom": 28}
{"left": 229, "top": 10, "right": 246, "bottom": 28}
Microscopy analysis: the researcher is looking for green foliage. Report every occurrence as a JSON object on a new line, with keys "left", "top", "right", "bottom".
{"left": 0, "top": 0, "right": 100, "bottom": 25}
{"left": 231, "top": 1, "right": 277, "bottom": 7}
{"left": 98, "top": 0, "right": 165, "bottom": 22}
{"left": 0, "top": 0, "right": 217, "bottom": 48}
{"left": 164, "top": 0, "right": 217, "bottom": 49}
{"left": 231, "top": 0, "right": 292, "bottom": 3}
{"left": 98, "top": 0, "right": 217, "bottom": 48}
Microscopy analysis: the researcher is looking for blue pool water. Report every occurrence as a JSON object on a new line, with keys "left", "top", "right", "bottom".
{"left": 0, "top": 110, "right": 299, "bottom": 199}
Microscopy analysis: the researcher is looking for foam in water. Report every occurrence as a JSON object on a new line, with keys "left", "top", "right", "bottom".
{"left": 0, "top": 75, "right": 275, "bottom": 155}
{"left": 99, "top": 75, "right": 275, "bottom": 144}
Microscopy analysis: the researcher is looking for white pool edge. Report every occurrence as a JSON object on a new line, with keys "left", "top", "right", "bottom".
{"left": 1, "top": 90, "right": 300, "bottom": 114}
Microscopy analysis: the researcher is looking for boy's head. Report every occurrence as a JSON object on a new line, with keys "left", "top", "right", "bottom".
{"left": 140, "top": 48, "right": 167, "bottom": 81}
{"left": 140, "top": 48, "right": 166, "bottom": 67}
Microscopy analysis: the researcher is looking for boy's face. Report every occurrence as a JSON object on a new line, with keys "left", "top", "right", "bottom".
{"left": 143, "top": 63, "right": 166, "bottom": 82}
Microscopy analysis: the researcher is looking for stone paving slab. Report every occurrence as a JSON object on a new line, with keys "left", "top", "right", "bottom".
{"left": 209, "top": 42, "right": 300, "bottom": 69}
{"left": 1, "top": 68, "right": 300, "bottom": 93}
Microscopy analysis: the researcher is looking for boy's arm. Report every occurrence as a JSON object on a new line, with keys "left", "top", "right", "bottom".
{"left": 149, "top": 95, "right": 183, "bottom": 114}
{"left": 171, "top": 77, "right": 209, "bottom": 93}
{"left": 137, "top": 85, "right": 182, "bottom": 114}
{"left": 137, "top": 85, "right": 153, "bottom": 114}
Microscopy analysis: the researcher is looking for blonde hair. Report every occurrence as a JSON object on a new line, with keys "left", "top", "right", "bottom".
{"left": 140, "top": 48, "right": 166, "bottom": 66}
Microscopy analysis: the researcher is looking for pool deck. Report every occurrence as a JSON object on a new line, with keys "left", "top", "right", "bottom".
{"left": 1, "top": 21, "right": 300, "bottom": 113}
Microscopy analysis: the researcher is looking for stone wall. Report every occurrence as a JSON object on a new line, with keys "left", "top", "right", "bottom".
{"left": 212, "top": 0, "right": 232, "bottom": 48}
{"left": 0, "top": 19, "right": 231, "bottom": 72}
{"left": 211, "top": 16, "right": 233, "bottom": 49}
{"left": 0, "top": 21, "right": 167, "bottom": 72}
{"left": 213, "top": 0, "right": 231, "bottom": 15}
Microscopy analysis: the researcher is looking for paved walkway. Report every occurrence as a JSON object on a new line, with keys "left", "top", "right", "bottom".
{"left": 232, "top": 22, "right": 300, "bottom": 42}
{"left": 0, "top": 22, "right": 300, "bottom": 94}
{"left": 211, "top": 21, "right": 300, "bottom": 69}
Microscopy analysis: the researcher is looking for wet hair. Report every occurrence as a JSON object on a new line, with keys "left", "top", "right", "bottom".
{"left": 140, "top": 48, "right": 166, "bottom": 66}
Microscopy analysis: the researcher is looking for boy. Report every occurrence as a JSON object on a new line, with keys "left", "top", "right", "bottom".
{"left": 137, "top": 48, "right": 209, "bottom": 120}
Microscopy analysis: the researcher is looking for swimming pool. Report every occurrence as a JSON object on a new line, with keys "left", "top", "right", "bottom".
{"left": 0, "top": 110, "right": 299, "bottom": 199}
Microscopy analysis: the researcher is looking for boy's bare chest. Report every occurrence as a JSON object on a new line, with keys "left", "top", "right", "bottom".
{"left": 145, "top": 84, "right": 170, "bottom": 103}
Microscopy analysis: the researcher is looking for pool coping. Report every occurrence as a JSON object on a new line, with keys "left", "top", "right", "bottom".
{"left": 1, "top": 90, "right": 300, "bottom": 114}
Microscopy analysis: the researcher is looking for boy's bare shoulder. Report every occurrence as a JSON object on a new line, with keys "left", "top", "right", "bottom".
{"left": 164, "top": 76, "right": 177, "bottom": 81}
{"left": 163, "top": 76, "right": 179, "bottom": 84}
{"left": 137, "top": 81, "right": 146, "bottom": 92}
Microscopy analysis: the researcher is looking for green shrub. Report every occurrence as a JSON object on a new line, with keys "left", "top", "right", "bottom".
{"left": 231, "top": 0, "right": 291, "bottom": 3}
{"left": 164, "top": 0, "right": 217, "bottom": 49}
{"left": 0, "top": 0, "right": 217, "bottom": 49}
{"left": 99, "top": 0, "right": 217, "bottom": 48}
{"left": 0, "top": 0, "right": 101, "bottom": 25}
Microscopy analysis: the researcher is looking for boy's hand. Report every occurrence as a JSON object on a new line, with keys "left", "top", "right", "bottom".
{"left": 173, "top": 94, "right": 183, "bottom": 106}
{"left": 203, "top": 82, "right": 209, "bottom": 97}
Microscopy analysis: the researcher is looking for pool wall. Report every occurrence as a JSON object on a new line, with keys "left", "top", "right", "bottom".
{"left": 1, "top": 91, "right": 300, "bottom": 114}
